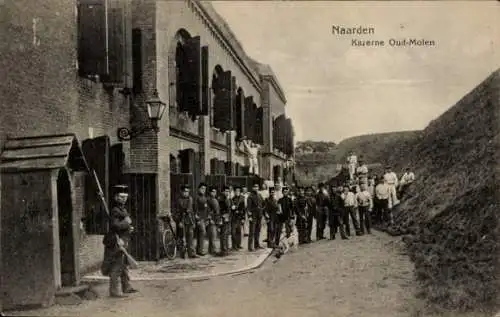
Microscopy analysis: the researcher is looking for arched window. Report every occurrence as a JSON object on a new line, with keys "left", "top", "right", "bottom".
{"left": 211, "top": 66, "right": 224, "bottom": 128}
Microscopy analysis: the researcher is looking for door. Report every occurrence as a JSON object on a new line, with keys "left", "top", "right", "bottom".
{"left": 58, "top": 169, "right": 77, "bottom": 287}
{"left": 125, "top": 173, "right": 159, "bottom": 261}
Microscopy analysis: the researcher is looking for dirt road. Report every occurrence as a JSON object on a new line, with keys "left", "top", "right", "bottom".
{"left": 7, "top": 231, "right": 491, "bottom": 317}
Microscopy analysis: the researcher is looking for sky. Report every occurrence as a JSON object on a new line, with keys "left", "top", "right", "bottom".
{"left": 211, "top": 1, "right": 500, "bottom": 143}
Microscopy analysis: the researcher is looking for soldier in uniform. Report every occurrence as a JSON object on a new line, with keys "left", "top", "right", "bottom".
{"left": 247, "top": 182, "right": 264, "bottom": 251}
{"left": 305, "top": 186, "right": 317, "bottom": 243}
{"left": 276, "top": 186, "right": 296, "bottom": 247}
{"left": 102, "top": 185, "right": 138, "bottom": 298}
{"left": 218, "top": 186, "right": 232, "bottom": 256}
{"left": 315, "top": 183, "right": 329, "bottom": 240}
{"left": 264, "top": 187, "right": 280, "bottom": 248}
{"left": 195, "top": 183, "right": 209, "bottom": 256}
{"left": 231, "top": 186, "right": 245, "bottom": 250}
{"left": 174, "top": 185, "right": 197, "bottom": 259}
{"left": 207, "top": 187, "right": 220, "bottom": 255}
{"left": 295, "top": 187, "right": 309, "bottom": 244}
{"left": 329, "top": 186, "right": 348, "bottom": 240}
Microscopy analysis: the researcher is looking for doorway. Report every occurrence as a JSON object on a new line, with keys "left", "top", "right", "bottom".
{"left": 58, "top": 169, "right": 76, "bottom": 287}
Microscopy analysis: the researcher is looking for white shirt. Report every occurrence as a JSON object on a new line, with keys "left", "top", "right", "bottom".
{"left": 384, "top": 172, "right": 398, "bottom": 186}
{"left": 356, "top": 165, "right": 368, "bottom": 174}
{"left": 341, "top": 192, "right": 356, "bottom": 207}
{"left": 356, "top": 190, "right": 373, "bottom": 210}
{"left": 347, "top": 155, "right": 357, "bottom": 165}
{"left": 260, "top": 190, "right": 269, "bottom": 200}
{"left": 375, "top": 184, "right": 390, "bottom": 200}
{"left": 400, "top": 172, "right": 415, "bottom": 185}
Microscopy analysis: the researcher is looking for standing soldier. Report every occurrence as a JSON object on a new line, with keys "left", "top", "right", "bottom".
{"left": 218, "top": 186, "right": 232, "bottom": 256}
{"left": 174, "top": 185, "right": 197, "bottom": 259}
{"left": 242, "top": 186, "right": 249, "bottom": 237}
{"left": 329, "top": 186, "right": 348, "bottom": 240}
{"left": 305, "top": 186, "right": 317, "bottom": 243}
{"left": 295, "top": 187, "right": 309, "bottom": 244}
{"left": 341, "top": 184, "right": 361, "bottom": 236}
{"left": 315, "top": 183, "right": 329, "bottom": 240}
{"left": 231, "top": 186, "right": 245, "bottom": 250}
{"left": 276, "top": 186, "right": 296, "bottom": 247}
{"left": 247, "top": 182, "right": 264, "bottom": 251}
{"left": 356, "top": 182, "right": 373, "bottom": 235}
{"left": 375, "top": 177, "right": 392, "bottom": 225}
{"left": 102, "top": 185, "right": 138, "bottom": 298}
{"left": 346, "top": 151, "right": 358, "bottom": 180}
{"left": 383, "top": 166, "right": 400, "bottom": 206}
{"left": 264, "top": 187, "right": 280, "bottom": 248}
{"left": 206, "top": 187, "right": 220, "bottom": 255}
{"left": 356, "top": 159, "right": 369, "bottom": 183}
{"left": 195, "top": 183, "right": 209, "bottom": 256}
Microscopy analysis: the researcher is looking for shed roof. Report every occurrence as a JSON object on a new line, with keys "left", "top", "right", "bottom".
{"left": 0, "top": 134, "right": 89, "bottom": 173}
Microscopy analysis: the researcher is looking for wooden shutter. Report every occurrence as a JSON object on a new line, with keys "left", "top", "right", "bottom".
{"left": 132, "top": 28, "right": 143, "bottom": 93}
{"left": 184, "top": 36, "right": 201, "bottom": 116}
{"left": 210, "top": 158, "right": 217, "bottom": 175}
{"left": 244, "top": 96, "right": 254, "bottom": 140}
{"left": 216, "top": 71, "right": 233, "bottom": 132}
{"left": 107, "top": 6, "right": 125, "bottom": 83}
{"left": 77, "top": 0, "right": 108, "bottom": 77}
{"left": 200, "top": 46, "right": 209, "bottom": 116}
{"left": 109, "top": 143, "right": 125, "bottom": 194}
{"left": 231, "top": 76, "right": 237, "bottom": 131}
{"left": 255, "top": 106, "right": 263, "bottom": 145}
{"left": 82, "top": 136, "right": 110, "bottom": 234}
{"left": 235, "top": 90, "right": 243, "bottom": 140}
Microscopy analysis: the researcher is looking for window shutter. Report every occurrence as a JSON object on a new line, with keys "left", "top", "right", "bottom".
{"left": 200, "top": 46, "right": 209, "bottom": 116}
{"left": 176, "top": 43, "right": 186, "bottom": 111}
{"left": 107, "top": 6, "right": 125, "bottom": 84}
{"left": 77, "top": 0, "right": 108, "bottom": 78}
{"left": 244, "top": 96, "right": 254, "bottom": 140}
{"left": 231, "top": 76, "right": 237, "bottom": 131}
{"left": 256, "top": 107, "right": 263, "bottom": 145}
{"left": 184, "top": 36, "right": 201, "bottom": 117}
{"left": 250, "top": 102, "right": 258, "bottom": 143}
{"left": 210, "top": 158, "right": 217, "bottom": 175}
{"left": 217, "top": 71, "right": 233, "bottom": 133}
{"left": 132, "top": 28, "right": 143, "bottom": 93}
{"left": 235, "top": 90, "right": 244, "bottom": 140}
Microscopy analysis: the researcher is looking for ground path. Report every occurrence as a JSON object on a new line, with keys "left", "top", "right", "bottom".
{"left": 7, "top": 231, "right": 491, "bottom": 317}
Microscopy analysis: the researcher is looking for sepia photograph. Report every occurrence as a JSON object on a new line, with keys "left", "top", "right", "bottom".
{"left": 0, "top": 0, "right": 499, "bottom": 316}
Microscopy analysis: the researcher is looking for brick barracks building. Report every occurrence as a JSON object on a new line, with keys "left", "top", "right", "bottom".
{"left": 0, "top": 0, "right": 294, "bottom": 310}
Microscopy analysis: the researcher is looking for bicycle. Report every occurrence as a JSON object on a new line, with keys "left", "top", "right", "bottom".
{"left": 161, "top": 216, "right": 178, "bottom": 260}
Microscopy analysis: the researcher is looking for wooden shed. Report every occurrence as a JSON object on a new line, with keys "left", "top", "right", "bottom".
{"left": 0, "top": 134, "right": 89, "bottom": 310}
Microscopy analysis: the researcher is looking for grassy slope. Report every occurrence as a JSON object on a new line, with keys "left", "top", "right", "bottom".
{"left": 385, "top": 69, "right": 500, "bottom": 312}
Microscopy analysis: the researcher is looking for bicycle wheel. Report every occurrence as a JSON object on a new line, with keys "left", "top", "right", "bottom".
{"left": 162, "top": 226, "right": 177, "bottom": 260}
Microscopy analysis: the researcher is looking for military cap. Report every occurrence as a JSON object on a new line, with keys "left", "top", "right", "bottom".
{"left": 318, "top": 182, "right": 325, "bottom": 188}
{"left": 180, "top": 185, "right": 190, "bottom": 191}
{"left": 268, "top": 187, "right": 275, "bottom": 191}
{"left": 233, "top": 185, "right": 242, "bottom": 190}
{"left": 223, "top": 185, "right": 231, "bottom": 191}
{"left": 209, "top": 186, "right": 218, "bottom": 192}
{"left": 198, "top": 182, "right": 207, "bottom": 188}
{"left": 112, "top": 185, "right": 128, "bottom": 194}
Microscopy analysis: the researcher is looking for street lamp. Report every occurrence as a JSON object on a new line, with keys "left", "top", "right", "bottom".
{"left": 117, "top": 89, "right": 167, "bottom": 141}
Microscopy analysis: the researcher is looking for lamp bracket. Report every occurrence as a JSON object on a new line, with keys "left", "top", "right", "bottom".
{"left": 117, "top": 125, "right": 155, "bottom": 141}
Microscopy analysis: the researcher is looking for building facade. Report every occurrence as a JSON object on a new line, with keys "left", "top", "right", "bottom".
{"left": 0, "top": 0, "right": 294, "bottom": 310}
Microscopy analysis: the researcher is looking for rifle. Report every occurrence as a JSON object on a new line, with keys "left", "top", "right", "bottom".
{"left": 91, "top": 169, "right": 139, "bottom": 269}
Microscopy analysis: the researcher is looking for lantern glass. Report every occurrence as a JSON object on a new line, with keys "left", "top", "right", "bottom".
{"left": 146, "top": 90, "right": 167, "bottom": 121}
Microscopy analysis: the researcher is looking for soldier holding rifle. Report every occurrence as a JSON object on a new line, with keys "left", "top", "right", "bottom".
{"left": 174, "top": 185, "right": 198, "bottom": 259}
{"left": 101, "top": 185, "right": 139, "bottom": 298}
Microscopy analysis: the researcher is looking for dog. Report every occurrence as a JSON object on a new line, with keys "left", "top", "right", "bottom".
{"left": 275, "top": 225, "right": 299, "bottom": 259}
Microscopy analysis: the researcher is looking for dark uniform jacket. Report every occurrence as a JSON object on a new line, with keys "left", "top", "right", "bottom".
{"left": 278, "top": 195, "right": 296, "bottom": 222}
{"left": 102, "top": 204, "right": 132, "bottom": 276}
{"left": 176, "top": 196, "right": 195, "bottom": 225}
{"left": 330, "top": 193, "right": 344, "bottom": 216}
{"left": 264, "top": 195, "right": 280, "bottom": 222}
{"left": 305, "top": 195, "right": 317, "bottom": 218}
{"left": 247, "top": 191, "right": 264, "bottom": 221}
{"left": 219, "top": 196, "right": 232, "bottom": 223}
{"left": 296, "top": 195, "right": 309, "bottom": 220}
{"left": 316, "top": 192, "right": 330, "bottom": 212}
{"left": 195, "top": 194, "right": 209, "bottom": 220}
{"left": 231, "top": 195, "right": 246, "bottom": 222}
{"left": 207, "top": 196, "right": 220, "bottom": 224}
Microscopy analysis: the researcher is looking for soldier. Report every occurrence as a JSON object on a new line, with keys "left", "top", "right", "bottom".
{"left": 207, "top": 187, "right": 220, "bottom": 255}
{"left": 102, "top": 185, "right": 138, "bottom": 298}
{"left": 218, "top": 186, "right": 232, "bottom": 256}
{"left": 174, "top": 185, "right": 197, "bottom": 259}
{"left": 329, "top": 186, "right": 348, "bottom": 240}
{"left": 341, "top": 184, "right": 361, "bottom": 236}
{"left": 242, "top": 186, "right": 249, "bottom": 237}
{"left": 195, "top": 183, "right": 209, "bottom": 256}
{"left": 264, "top": 187, "right": 280, "bottom": 248}
{"left": 276, "top": 186, "right": 296, "bottom": 247}
{"left": 315, "top": 183, "right": 329, "bottom": 240}
{"left": 231, "top": 186, "right": 245, "bottom": 250}
{"left": 305, "top": 186, "right": 317, "bottom": 243}
{"left": 247, "top": 182, "right": 264, "bottom": 251}
{"left": 347, "top": 151, "right": 358, "bottom": 180}
{"left": 383, "top": 166, "right": 400, "bottom": 206}
{"left": 295, "top": 186, "right": 309, "bottom": 244}
{"left": 356, "top": 182, "right": 373, "bottom": 234}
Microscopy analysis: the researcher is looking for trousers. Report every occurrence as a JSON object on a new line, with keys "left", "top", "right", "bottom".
{"left": 176, "top": 222, "right": 195, "bottom": 257}
{"left": 274, "top": 220, "right": 293, "bottom": 246}
{"left": 329, "top": 211, "right": 347, "bottom": 239}
{"left": 248, "top": 216, "right": 262, "bottom": 251}
{"left": 344, "top": 206, "right": 360, "bottom": 236}
{"left": 109, "top": 254, "right": 132, "bottom": 296}
{"left": 206, "top": 222, "right": 217, "bottom": 255}
{"left": 196, "top": 221, "right": 207, "bottom": 255}
{"left": 358, "top": 206, "right": 371, "bottom": 234}
{"left": 231, "top": 220, "right": 243, "bottom": 249}
{"left": 316, "top": 208, "right": 328, "bottom": 239}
